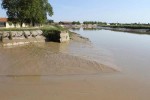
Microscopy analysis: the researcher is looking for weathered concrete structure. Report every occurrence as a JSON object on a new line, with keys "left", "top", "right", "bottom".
{"left": 0, "top": 30, "right": 45, "bottom": 46}
{"left": 0, "top": 30, "right": 70, "bottom": 46}
{"left": 43, "top": 30, "right": 70, "bottom": 43}
{"left": 59, "top": 31, "right": 70, "bottom": 42}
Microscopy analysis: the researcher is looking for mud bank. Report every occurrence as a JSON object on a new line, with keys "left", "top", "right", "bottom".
{"left": 0, "top": 43, "right": 117, "bottom": 76}
{"left": 100, "top": 27, "right": 150, "bottom": 34}
{"left": 70, "top": 31, "right": 91, "bottom": 43}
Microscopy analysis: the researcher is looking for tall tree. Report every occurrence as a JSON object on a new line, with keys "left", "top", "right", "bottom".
{"left": 1, "top": 0, "right": 53, "bottom": 26}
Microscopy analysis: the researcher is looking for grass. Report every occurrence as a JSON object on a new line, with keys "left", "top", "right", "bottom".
{"left": 41, "top": 25, "right": 66, "bottom": 31}
{"left": 0, "top": 25, "right": 66, "bottom": 31}
{"left": 0, "top": 27, "right": 38, "bottom": 31}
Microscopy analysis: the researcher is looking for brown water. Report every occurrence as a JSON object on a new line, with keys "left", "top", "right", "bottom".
{"left": 0, "top": 29, "right": 150, "bottom": 100}
{"left": 73, "top": 29, "right": 150, "bottom": 80}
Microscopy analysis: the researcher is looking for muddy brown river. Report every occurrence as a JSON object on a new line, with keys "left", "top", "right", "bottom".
{"left": 0, "top": 29, "right": 150, "bottom": 100}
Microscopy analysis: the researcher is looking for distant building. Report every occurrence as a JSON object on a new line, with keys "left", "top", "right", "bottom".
{"left": 107, "top": 23, "right": 110, "bottom": 26}
{"left": 59, "top": 21, "right": 73, "bottom": 28}
{"left": 0, "top": 18, "right": 7, "bottom": 27}
{"left": 47, "top": 19, "right": 54, "bottom": 25}
{"left": 0, "top": 18, "right": 28, "bottom": 28}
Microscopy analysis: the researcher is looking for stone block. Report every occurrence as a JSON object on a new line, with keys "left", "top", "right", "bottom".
{"left": 24, "top": 31, "right": 32, "bottom": 38}
{"left": 36, "top": 30, "right": 43, "bottom": 35}
{"left": 17, "top": 31, "right": 25, "bottom": 39}
{"left": 59, "top": 31, "right": 70, "bottom": 42}
{"left": 3, "top": 31, "right": 10, "bottom": 38}
{"left": 31, "top": 31, "right": 38, "bottom": 37}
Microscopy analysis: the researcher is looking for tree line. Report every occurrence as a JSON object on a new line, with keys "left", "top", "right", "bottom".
{"left": 1, "top": 0, "right": 53, "bottom": 27}
{"left": 72, "top": 21, "right": 80, "bottom": 25}
{"left": 83, "top": 21, "right": 107, "bottom": 25}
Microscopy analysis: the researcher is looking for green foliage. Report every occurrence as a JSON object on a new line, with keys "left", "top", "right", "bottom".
{"left": 97, "top": 22, "right": 107, "bottom": 25}
{"left": 41, "top": 25, "right": 68, "bottom": 42}
{"left": 1, "top": 0, "right": 54, "bottom": 26}
{"left": 83, "top": 21, "right": 107, "bottom": 25}
{"left": 0, "top": 25, "right": 65, "bottom": 32}
{"left": 72, "top": 21, "right": 81, "bottom": 25}
{"left": 102, "top": 23, "right": 150, "bottom": 29}
{"left": 109, "top": 25, "right": 150, "bottom": 29}
{"left": 42, "top": 29, "right": 60, "bottom": 42}
{"left": 41, "top": 25, "right": 66, "bottom": 31}
{"left": 8, "top": 21, "right": 13, "bottom": 26}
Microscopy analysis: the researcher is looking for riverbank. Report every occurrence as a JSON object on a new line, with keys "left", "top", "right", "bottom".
{"left": 70, "top": 31, "right": 91, "bottom": 43}
{"left": 99, "top": 26, "right": 150, "bottom": 34}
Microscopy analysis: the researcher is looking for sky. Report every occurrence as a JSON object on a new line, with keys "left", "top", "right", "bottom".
{"left": 0, "top": 0, "right": 150, "bottom": 23}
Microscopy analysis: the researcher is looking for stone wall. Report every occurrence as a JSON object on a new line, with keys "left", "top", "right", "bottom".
{"left": 59, "top": 31, "right": 70, "bottom": 42}
{"left": 42, "top": 30, "right": 70, "bottom": 43}
{"left": 0, "top": 30, "right": 70, "bottom": 46}
{"left": 0, "top": 30, "right": 45, "bottom": 46}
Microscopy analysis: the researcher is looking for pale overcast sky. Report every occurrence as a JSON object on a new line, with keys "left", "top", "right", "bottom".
{"left": 0, "top": 0, "right": 150, "bottom": 23}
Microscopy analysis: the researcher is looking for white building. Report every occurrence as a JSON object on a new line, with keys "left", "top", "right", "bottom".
{"left": 0, "top": 18, "right": 28, "bottom": 28}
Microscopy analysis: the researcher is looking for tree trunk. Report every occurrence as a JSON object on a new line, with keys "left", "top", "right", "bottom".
{"left": 32, "top": 20, "right": 35, "bottom": 27}
{"left": 20, "top": 21, "right": 23, "bottom": 27}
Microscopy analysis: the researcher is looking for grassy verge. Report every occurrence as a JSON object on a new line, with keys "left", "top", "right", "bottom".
{"left": 100, "top": 25, "right": 150, "bottom": 29}
{"left": 41, "top": 25, "right": 73, "bottom": 41}
{"left": 0, "top": 25, "right": 66, "bottom": 31}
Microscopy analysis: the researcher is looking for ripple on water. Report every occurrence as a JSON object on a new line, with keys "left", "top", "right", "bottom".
{"left": 0, "top": 42, "right": 117, "bottom": 76}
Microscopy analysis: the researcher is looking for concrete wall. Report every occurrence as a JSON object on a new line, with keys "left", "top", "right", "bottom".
{"left": 59, "top": 31, "right": 70, "bottom": 42}
{"left": 0, "top": 30, "right": 70, "bottom": 46}
{"left": 43, "top": 30, "right": 70, "bottom": 43}
{"left": 0, "top": 30, "right": 45, "bottom": 46}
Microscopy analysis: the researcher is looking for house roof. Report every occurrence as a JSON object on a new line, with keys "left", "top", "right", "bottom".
{"left": 0, "top": 18, "right": 8, "bottom": 22}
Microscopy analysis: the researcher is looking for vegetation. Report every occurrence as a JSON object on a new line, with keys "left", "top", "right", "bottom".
{"left": 0, "top": 25, "right": 65, "bottom": 31}
{"left": 83, "top": 28, "right": 101, "bottom": 30}
{"left": 72, "top": 21, "right": 81, "bottom": 25}
{"left": 101, "top": 23, "right": 150, "bottom": 29}
{"left": 1, "top": 0, "right": 53, "bottom": 27}
{"left": 83, "top": 21, "right": 150, "bottom": 29}
{"left": 107, "top": 25, "right": 150, "bottom": 29}
{"left": 83, "top": 21, "right": 107, "bottom": 25}
{"left": 42, "top": 29, "right": 60, "bottom": 42}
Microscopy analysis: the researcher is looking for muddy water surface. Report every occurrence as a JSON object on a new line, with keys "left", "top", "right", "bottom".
{"left": 0, "top": 29, "right": 150, "bottom": 100}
